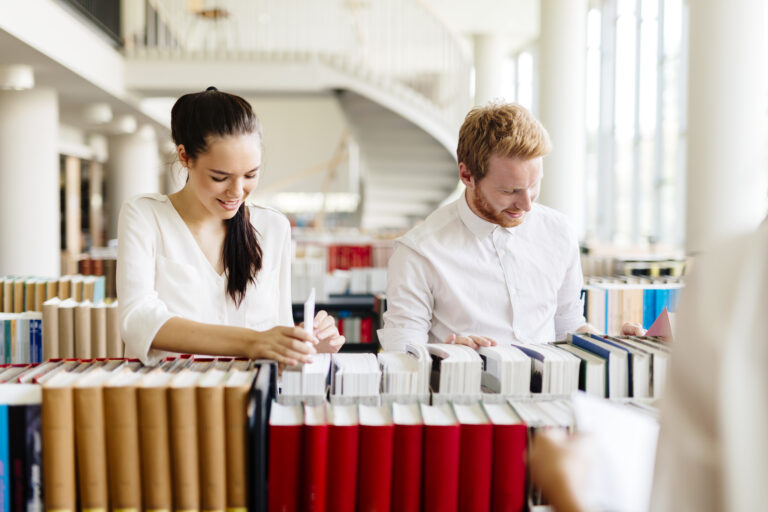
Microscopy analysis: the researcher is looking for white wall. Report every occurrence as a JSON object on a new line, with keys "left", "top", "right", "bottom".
{"left": 248, "top": 95, "right": 354, "bottom": 198}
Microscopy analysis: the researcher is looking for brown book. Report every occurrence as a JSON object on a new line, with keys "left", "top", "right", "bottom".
{"left": 225, "top": 369, "right": 258, "bottom": 510}
{"left": 169, "top": 370, "right": 203, "bottom": 511}
{"left": 58, "top": 299, "right": 76, "bottom": 359}
{"left": 197, "top": 369, "right": 229, "bottom": 512}
{"left": 73, "top": 369, "right": 113, "bottom": 510}
{"left": 91, "top": 303, "right": 108, "bottom": 359}
{"left": 104, "top": 258, "right": 117, "bottom": 299}
{"left": 83, "top": 276, "right": 96, "bottom": 302}
{"left": 42, "top": 298, "right": 61, "bottom": 360}
{"left": 13, "top": 278, "right": 24, "bottom": 313}
{"left": 45, "top": 278, "right": 59, "bottom": 301}
{"left": 71, "top": 275, "right": 84, "bottom": 302}
{"left": 75, "top": 301, "right": 92, "bottom": 359}
{"left": 137, "top": 371, "right": 175, "bottom": 512}
{"left": 2, "top": 278, "right": 12, "bottom": 313}
{"left": 58, "top": 276, "right": 72, "bottom": 301}
{"left": 24, "top": 279, "right": 35, "bottom": 312}
{"left": 106, "top": 302, "right": 123, "bottom": 358}
{"left": 104, "top": 369, "right": 145, "bottom": 511}
{"left": 34, "top": 280, "right": 45, "bottom": 312}
{"left": 42, "top": 370, "right": 82, "bottom": 511}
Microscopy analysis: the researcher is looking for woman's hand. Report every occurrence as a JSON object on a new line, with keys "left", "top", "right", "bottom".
{"left": 311, "top": 310, "right": 345, "bottom": 353}
{"left": 249, "top": 325, "right": 317, "bottom": 366}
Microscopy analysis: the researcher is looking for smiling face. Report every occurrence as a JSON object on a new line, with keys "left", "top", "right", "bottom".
{"left": 460, "top": 153, "right": 543, "bottom": 228}
{"left": 178, "top": 132, "right": 262, "bottom": 220}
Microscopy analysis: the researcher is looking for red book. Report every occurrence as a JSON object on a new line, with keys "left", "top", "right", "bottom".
{"left": 391, "top": 403, "right": 423, "bottom": 512}
{"left": 325, "top": 404, "right": 359, "bottom": 512}
{"left": 337, "top": 318, "right": 344, "bottom": 336}
{"left": 454, "top": 403, "right": 493, "bottom": 511}
{"left": 357, "top": 404, "right": 394, "bottom": 512}
{"left": 483, "top": 402, "right": 528, "bottom": 512}
{"left": 421, "top": 403, "right": 460, "bottom": 512}
{"left": 301, "top": 404, "right": 328, "bottom": 512}
{"left": 360, "top": 318, "right": 372, "bottom": 344}
{"left": 268, "top": 402, "right": 303, "bottom": 512}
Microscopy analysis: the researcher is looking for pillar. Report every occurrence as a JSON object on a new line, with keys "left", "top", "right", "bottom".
{"left": 107, "top": 125, "right": 160, "bottom": 238}
{"left": 473, "top": 34, "right": 507, "bottom": 106}
{"left": 0, "top": 88, "right": 60, "bottom": 276}
{"left": 537, "top": 0, "right": 588, "bottom": 235}
{"left": 686, "top": 0, "right": 767, "bottom": 253}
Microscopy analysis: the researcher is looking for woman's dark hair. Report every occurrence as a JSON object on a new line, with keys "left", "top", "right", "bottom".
{"left": 171, "top": 86, "right": 263, "bottom": 307}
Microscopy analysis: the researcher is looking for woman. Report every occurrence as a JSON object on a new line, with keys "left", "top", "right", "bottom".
{"left": 117, "top": 87, "right": 344, "bottom": 366}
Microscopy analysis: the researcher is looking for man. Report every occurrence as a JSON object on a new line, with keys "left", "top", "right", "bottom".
{"left": 378, "top": 103, "right": 642, "bottom": 352}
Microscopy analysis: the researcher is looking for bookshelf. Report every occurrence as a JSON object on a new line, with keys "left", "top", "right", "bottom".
{"left": 292, "top": 294, "right": 380, "bottom": 352}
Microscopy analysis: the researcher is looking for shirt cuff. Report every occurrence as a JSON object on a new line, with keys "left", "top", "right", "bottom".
{"left": 120, "top": 299, "right": 176, "bottom": 366}
{"left": 377, "top": 327, "right": 429, "bottom": 352}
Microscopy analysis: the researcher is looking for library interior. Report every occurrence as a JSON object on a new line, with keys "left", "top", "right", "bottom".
{"left": 0, "top": 1, "right": 765, "bottom": 511}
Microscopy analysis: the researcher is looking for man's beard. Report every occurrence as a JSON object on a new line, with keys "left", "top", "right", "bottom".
{"left": 470, "top": 187, "right": 524, "bottom": 228}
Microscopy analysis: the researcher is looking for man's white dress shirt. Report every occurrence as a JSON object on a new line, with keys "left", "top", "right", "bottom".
{"left": 117, "top": 193, "right": 293, "bottom": 365}
{"left": 378, "top": 194, "right": 585, "bottom": 352}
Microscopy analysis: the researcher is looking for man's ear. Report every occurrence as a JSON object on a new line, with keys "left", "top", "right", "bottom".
{"left": 459, "top": 162, "right": 475, "bottom": 189}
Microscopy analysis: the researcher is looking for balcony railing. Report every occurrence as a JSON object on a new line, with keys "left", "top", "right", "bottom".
{"left": 124, "top": 0, "right": 472, "bottom": 132}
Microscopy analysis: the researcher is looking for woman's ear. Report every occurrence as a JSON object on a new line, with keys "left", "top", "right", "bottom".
{"left": 177, "top": 144, "right": 189, "bottom": 168}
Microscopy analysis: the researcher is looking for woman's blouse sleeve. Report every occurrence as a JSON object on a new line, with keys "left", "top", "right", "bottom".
{"left": 116, "top": 199, "right": 175, "bottom": 365}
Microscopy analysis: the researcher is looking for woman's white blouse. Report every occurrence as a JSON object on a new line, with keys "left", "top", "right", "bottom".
{"left": 116, "top": 193, "right": 293, "bottom": 365}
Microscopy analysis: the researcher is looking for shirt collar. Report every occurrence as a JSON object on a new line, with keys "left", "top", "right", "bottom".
{"left": 457, "top": 191, "right": 498, "bottom": 240}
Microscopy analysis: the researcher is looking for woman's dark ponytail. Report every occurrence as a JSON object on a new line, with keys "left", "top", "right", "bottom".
{"left": 171, "top": 87, "right": 263, "bottom": 307}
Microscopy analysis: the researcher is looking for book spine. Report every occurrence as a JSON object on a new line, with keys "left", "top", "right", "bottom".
{"left": 268, "top": 424, "right": 301, "bottom": 512}
{"left": 169, "top": 386, "right": 200, "bottom": 511}
{"left": 137, "top": 387, "right": 173, "bottom": 511}
{"left": 422, "top": 424, "right": 460, "bottom": 512}
{"left": 0, "top": 405, "right": 9, "bottom": 512}
{"left": 197, "top": 385, "right": 227, "bottom": 512}
{"left": 391, "top": 424, "right": 423, "bottom": 512}
{"left": 224, "top": 384, "right": 249, "bottom": 510}
{"left": 42, "top": 386, "right": 77, "bottom": 511}
{"left": 28, "top": 320, "right": 41, "bottom": 364}
{"left": 458, "top": 423, "right": 493, "bottom": 511}
{"left": 301, "top": 423, "right": 328, "bottom": 512}
{"left": 104, "top": 386, "right": 142, "bottom": 510}
{"left": 325, "top": 424, "right": 358, "bottom": 512}
{"left": 73, "top": 386, "right": 109, "bottom": 510}
{"left": 356, "top": 424, "right": 394, "bottom": 511}
{"left": 491, "top": 424, "right": 527, "bottom": 512}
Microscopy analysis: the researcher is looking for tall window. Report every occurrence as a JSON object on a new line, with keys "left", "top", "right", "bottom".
{"left": 586, "top": 0, "right": 688, "bottom": 247}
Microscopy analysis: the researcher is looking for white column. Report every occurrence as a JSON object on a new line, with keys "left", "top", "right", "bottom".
{"left": 686, "top": 0, "right": 767, "bottom": 254}
{"left": 0, "top": 88, "right": 60, "bottom": 276}
{"left": 473, "top": 34, "right": 507, "bottom": 106}
{"left": 537, "top": 0, "right": 588, "bottom": 236}
{"left": 107, "top": 126, "right": 160, "bottom": 238}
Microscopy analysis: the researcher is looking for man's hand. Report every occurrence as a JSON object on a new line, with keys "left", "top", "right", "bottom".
{"left": 443, "top": 332, "right": 498, "bottom": 349}
{"left": 620, "top": 322, "right": 646, "bottom": 336}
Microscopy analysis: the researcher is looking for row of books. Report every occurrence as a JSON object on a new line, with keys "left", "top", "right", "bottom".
{"left": 0, "top": 357, "right": 276, "bottom": 512}
{"left": 0, "top": 312, "right": 42, "bottom": 364}
{"left": 268, "top": 395, "right": 659, "bottom": 512}
{"left": 77, "top": 254, "right": 117, "bottom": 299}
{"left": 41, "top": 298, "right": 123, "bottom": 361}
{"left": 0, "top": 274, "right": 108, "bottom": 314}
{"left": 583, "top": 279, "right": 683, "bottom": 333}
{"left": 292, "top": 264, "right": 387, "bottom": 302}
{"left": 278, "top": 336, "right": 671, "bottom": 404}
{"left": 581, "top": 253, "right": 687, "bottom": 278}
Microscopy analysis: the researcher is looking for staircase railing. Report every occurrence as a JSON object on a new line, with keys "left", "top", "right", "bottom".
{"left": 123, "top": 0, "right": 472, "bottom": 132}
